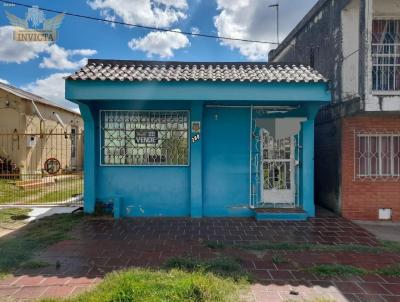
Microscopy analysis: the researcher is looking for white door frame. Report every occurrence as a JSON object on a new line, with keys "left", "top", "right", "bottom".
{"left": 260, "top": 128, "right": 296, "bottom": 206}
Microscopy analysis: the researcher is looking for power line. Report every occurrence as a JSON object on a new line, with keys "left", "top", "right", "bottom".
{"left": 0, "top": 0, "right": 279, "bottom": 45}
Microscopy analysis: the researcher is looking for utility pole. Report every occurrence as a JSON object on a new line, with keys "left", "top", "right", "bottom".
{"left": 268, "top": 1, "right": 279, "bottom": 45}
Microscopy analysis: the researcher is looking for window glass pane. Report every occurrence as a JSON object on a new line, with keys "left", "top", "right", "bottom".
{"left": 101, "top": 111, "right": 189, "bottom": 166}
{"left": 357, "top": 136, "right": 368, "bottom": 176}
{"left": 380, "top": 136, "right": 391, "bottom": 175}
{"left": 369, "top": 136, "right": 379, "bottom": 176}
{"left": 394, "top": 136, "right": 400, "bottom": 175}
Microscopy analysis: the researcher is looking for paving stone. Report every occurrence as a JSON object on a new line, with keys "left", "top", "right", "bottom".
{"left": 41, "top": 286, "right": 75, "bottom": 298}
{"left": 359, "top": 283, "right": 390, "bottom": 295}
{"left": 13, "top": 286, "right": 47, "bottom": 299}
{"left": 382, "top": 283, "right": 400, "bottom": 295}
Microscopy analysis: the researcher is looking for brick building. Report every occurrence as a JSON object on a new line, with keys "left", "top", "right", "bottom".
{"left": 270, "top": 0, "right": 400, "bottom": 221}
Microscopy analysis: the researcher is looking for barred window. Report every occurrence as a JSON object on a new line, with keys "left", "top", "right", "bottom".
{"left": 372, "top": 20, "right": 400, "bottom": 91}
{"left": 100, "top": 111, "right": 189, "bottom": 166}
{"left": 355, "top": 133, "right": 400, "bottom": 179}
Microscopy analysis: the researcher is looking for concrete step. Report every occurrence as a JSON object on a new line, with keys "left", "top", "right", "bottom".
{"left": 253, "top": 207, "right": 308, "bottom": 221}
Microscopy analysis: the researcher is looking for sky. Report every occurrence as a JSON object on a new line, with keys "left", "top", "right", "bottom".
{"left": 0, "top": 0, "right": 318, "bottom": 111}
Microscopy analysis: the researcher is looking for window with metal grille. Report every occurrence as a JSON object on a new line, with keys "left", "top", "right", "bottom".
{"left": 372, "top": 20, "right": 400, "bottom": 92}
{"left": 100, "top": 110, "right": 189, "bottom": 166}
{"left": 355, "top": 133, "right": 400, "bottom": 179}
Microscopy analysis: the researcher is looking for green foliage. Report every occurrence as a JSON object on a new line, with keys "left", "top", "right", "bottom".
{"left": 376, "top": 264, "right": 400, "bottom": 277}
{"left": 0, "top": 213, "right": 82, "bottom": 278}
{"left": 271, "top": 254, "right": 289, "bottom": 264}
{"left": 164, "top": 256, "right": 249, "bottom": 281}
{"left": 205, "top": 241, "right": 227, "bottom": 249}
{"left": 39, "top": 269, "right": 247, "bottom": 302}
{"left": 19, "top": 260, "right": 49, "bottom": 270}
{"left": 222, "top": 241, "right": 397, "bottom": 254}
{"left": 0, "top": 207, "right": 30, "bottom": 226}
{"left": 307, "top": 264, "right": 367, "bottom": 277}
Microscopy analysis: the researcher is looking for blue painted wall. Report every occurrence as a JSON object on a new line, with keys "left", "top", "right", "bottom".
{"left": 93, "top": 101, "right": 191, "bottom": 217}
{"left": 203, "top": 107, "right": 253, "bottom": 217}
{"left": 66, "top": 79, "right": 331, "bottom": 219}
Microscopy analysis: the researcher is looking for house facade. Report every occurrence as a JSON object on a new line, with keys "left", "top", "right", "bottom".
{"left": 270, "top": 0, "right": 400, "bottom": 221}
{"left": 65, "top": 59, "right": 330, "bottom": 220}
{"left": 0, "top": 82, "right": 83, "bottom": 176}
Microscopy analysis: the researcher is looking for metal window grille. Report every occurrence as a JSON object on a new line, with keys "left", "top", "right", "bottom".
{"left": 354, "top": 131, "right": 400, "bottom": 181}
{"left": 372, "top": 20, "right": 400, "bottom": 92}
{"left": 100, "top": 110, "right": 189, "bottom": 166}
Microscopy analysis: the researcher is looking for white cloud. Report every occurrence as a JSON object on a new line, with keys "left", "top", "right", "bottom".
{"left": 0, "top": 26, "right": 47, "bottom": 63}
{"left": 87, "top": 0, "right": 188, "bottom": 28}
{"left": 214, "top": 0, "right": 317, "bottom": 61}
{"left": 0, "top": 78, "right": 10, "bottom": 85}
{"left": 128, "top": 30, "right": 190, "bottom": 58}
{"left": 0, "top": 26, "right": 96, "bottom": 69}
{"left": 191, "top": 27, "right": 200, "bottom": 35}
{"left": 22, "top": 73, "right": 78, "bottom": 111}
{"left": 39, "top": 45, "right": 97, "bottom": 70}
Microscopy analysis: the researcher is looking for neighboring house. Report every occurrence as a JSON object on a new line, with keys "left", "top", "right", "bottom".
{"left": 269, "top": 0, "right": 400, "bottom": 221}
{"left": 0, "top": 82, "right": 83, "bottom": 176}
{"left": 65, "top": 59, "right": 330, "bottom": 220}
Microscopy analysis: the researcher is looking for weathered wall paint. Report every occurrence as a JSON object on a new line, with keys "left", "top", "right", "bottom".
{"left": 203, "top": 107, "right": 253, "bottom": 217}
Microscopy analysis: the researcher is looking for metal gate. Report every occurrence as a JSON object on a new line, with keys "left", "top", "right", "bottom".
{"left": 0, "top": 130, "right": 83, "bottom": 206}
{"left": 260, "top": 129, "right": 296, "bottom": 207}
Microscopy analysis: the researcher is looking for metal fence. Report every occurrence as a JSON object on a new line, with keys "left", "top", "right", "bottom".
{"left": 0, "top": 130, "right": 83, "bottom": 206}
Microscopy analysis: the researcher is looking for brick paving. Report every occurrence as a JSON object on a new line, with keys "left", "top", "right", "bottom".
{"left": 1, "top": 210, "right": 400, "bottom": 301}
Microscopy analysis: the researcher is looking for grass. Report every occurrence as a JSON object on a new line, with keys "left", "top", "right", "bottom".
{"left": 0, "top": 178, "right": 83, "bottom": 205}
{"left": 39, "top": 268, "right": 247, "bottom": 302}
{"left": 205, "top": 240, "right": 400, "bottom": 254}
{"left": 308, "top": 263, "right": 400, "bottom": 277}
{"left": 0, "top": 180, "right": 32, "bottom": 204}
{"left": 307, "top": 264, "right": 367, "bottom": 277}
{"left": 0, "top": 207, "right": 30, "bottom": 227}
{"left": 37, "top": 179, "right": 82, "bottom": 204}
{"left": 271, "top": 254, "right": 289, "bottom": 264}
{"left": 0, "top": 213, "right": 83, "bottom": 278}
{"left": 376, "top": 264, "right": 400, "bottom": 277}
{"left": 164, "top": 256, "right": 250, "bottom": 281}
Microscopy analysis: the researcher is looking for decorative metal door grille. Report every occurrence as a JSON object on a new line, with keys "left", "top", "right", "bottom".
{"left": 262, "top": 134, "right": 294, "bottom": 191}
{"left": 100, "top": 110, "right": 189, "bottom": 166}
{"left": 372, "top": 20, "right": 400, "bottom": 91}
{"left": 354, "top": 131, "right": 400, "bottom": 180}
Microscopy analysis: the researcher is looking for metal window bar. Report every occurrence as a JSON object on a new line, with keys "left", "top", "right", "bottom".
{"left": 372, "top": 20, "right": 400, "bottom": 92}
{"left": 0, "top": 130, "right": 84, "bottom": 205}
{"left": 354, "top": 131, "right": 400, "bottom": 181}
{"left": 100, "top": 110, "right": 189, "bottom": 166}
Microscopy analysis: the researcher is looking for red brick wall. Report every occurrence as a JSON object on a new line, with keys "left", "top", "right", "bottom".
{"left": 341, "top": 115, "right": 400, "bottom": 221}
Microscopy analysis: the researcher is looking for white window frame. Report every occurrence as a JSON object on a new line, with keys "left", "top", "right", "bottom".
{"left": 354, "top": 132, "right": 400, "bottom": 180}
{"left": 371, "top": 19, "right": 400, "bottom": 93}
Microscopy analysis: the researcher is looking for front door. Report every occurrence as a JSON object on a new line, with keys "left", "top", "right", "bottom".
{"left": 260, "top": 129, "right": 296, "bottom": 207}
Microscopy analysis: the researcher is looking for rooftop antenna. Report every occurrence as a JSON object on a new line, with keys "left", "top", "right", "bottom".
{"left": 268, "top": 1, "right": 280, "bottom": 45}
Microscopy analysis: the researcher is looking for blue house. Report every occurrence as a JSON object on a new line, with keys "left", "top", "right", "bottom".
{"left": 65, "top": 60, "right": 330, "bottom": 220}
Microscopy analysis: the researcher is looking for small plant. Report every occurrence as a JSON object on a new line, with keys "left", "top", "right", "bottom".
{"left": 165, "top": 256, "right": 249, "bottom": 281}
{"left": 19, "top": 260, "right": 49, "bottom": 270}
{"left": 307, "top": 264, "right": 367, "bottom": 277}
{"left": 272, "top": 254, "right": 289, "bottom": 264}
{"left": 376, "top": 264, "right": 400, "bottom": 277}
{"left": 205, "top": 241, "right": 226, "bottom": 249}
